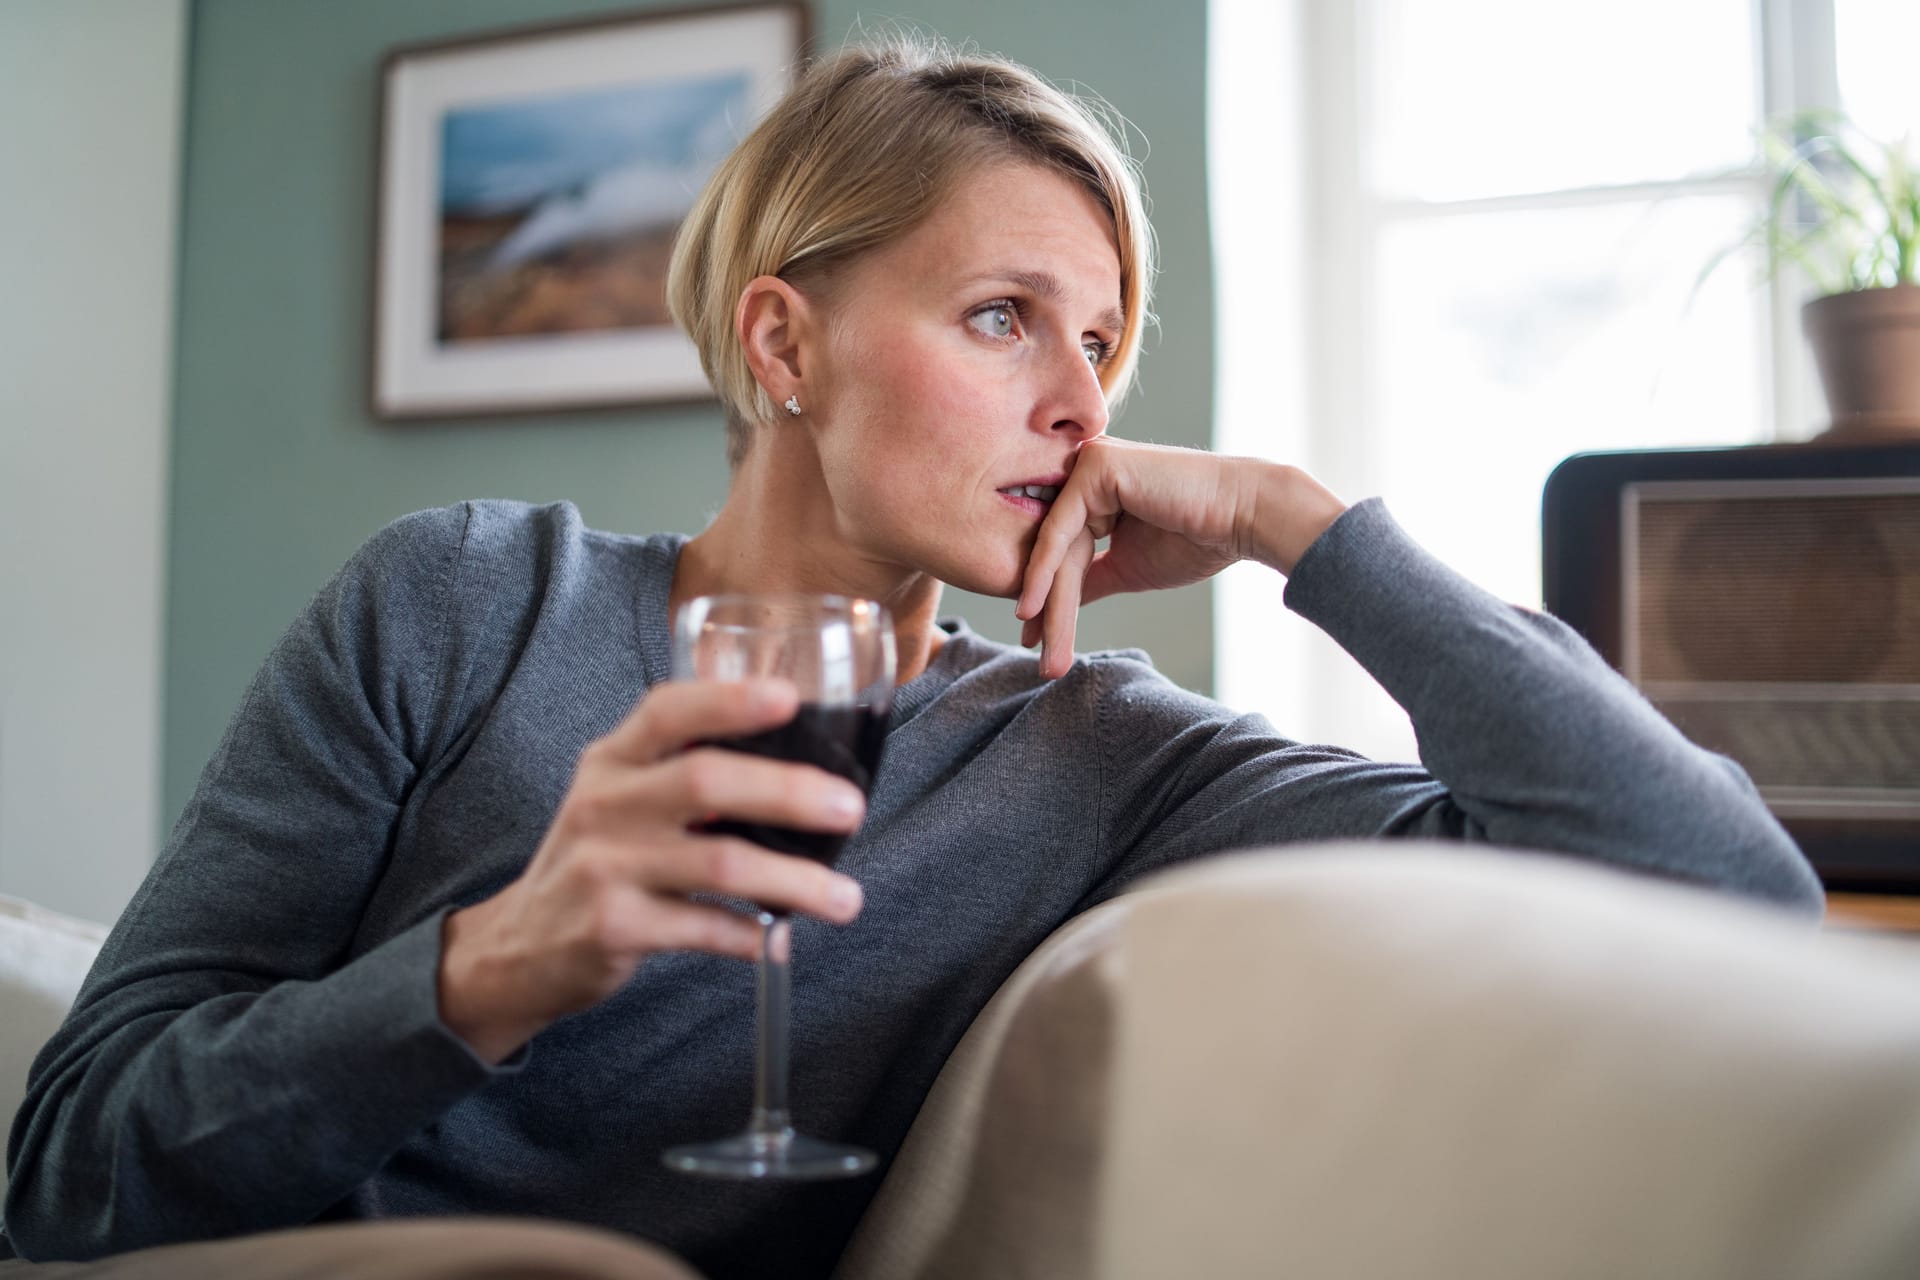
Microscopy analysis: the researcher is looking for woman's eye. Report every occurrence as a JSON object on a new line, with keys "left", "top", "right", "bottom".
{"left": 1083, "top": 339, "right": 1115, "bottom": 367}
{"left": 968, "top": 305, "right": 1017, "bottom": 339}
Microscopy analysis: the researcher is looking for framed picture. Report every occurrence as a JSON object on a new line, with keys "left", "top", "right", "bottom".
{"left": 372, "top": 2, "right": 807, "bottom": 419}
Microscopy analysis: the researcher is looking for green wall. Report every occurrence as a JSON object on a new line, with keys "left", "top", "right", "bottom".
{"left": 165, "top": 0, "right": 1213, "bottom": 829}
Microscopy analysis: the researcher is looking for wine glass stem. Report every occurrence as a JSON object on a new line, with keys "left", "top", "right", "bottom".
{"left": 751, "top": 911, "right": 793, "bottom": 1140}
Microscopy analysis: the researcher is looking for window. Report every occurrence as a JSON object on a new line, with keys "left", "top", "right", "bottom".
{"left": 1211, "top": 0, "right": 1919, "bottom": 762}
{"left": 1834, "top": 0, "right": 1920, "bottom": 145}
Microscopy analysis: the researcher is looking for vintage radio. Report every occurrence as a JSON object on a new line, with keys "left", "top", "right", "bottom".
{"left": 1543, "top": 442, "right": 1920, "bottom": 891}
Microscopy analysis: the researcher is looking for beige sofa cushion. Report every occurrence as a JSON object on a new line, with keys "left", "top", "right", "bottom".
{"left": 837, "top": 843, "right": 1920, "bottom": 1280}
{"left": 836, "top": 897, "right": 1135, "bottom": 1280}
{"left": 0, "top": 894, "right": 107, "bottom": 1203}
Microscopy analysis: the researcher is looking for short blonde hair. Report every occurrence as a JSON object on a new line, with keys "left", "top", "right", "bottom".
{"left": 667, "top": 36, "right": 1155, "bottom": 468}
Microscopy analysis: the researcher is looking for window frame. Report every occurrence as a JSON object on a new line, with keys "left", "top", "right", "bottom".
{"left": 1210, "top": 0, "right": 1852, "bottom": 758}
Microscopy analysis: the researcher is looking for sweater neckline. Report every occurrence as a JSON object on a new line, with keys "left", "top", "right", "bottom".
{"left": 637, "top": 533, "right": 975, "bottom": 731}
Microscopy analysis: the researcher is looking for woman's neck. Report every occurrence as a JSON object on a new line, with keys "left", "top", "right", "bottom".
{"left": 667, "top": 443, "right": 948, "bottom": 686}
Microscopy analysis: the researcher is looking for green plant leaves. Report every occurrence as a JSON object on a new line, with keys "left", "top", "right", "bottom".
{"left": 1717, "top": 110, "right": 1920, "bottom": 296}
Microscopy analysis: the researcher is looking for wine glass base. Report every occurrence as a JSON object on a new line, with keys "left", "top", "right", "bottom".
{"left": 662, "top": 1129, "right": 878, "bottom": 1181}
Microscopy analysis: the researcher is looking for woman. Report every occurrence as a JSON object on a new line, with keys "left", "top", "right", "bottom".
{"left": 3, "top": 35, "right": 1820, "bottom": 1280}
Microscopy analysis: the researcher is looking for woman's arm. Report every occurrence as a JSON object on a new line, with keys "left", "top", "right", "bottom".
{"left": 1019, "top": 445, "right": 1822, "bottom": 915}
{"left": 1, "top": 508, "right": 502, "bottom": 1261}
{"left": 4, "top": 500, "right": 875, "bottom": 1261}
{"left": 1286, "top": 494, "right": 1818, "bottom": 905}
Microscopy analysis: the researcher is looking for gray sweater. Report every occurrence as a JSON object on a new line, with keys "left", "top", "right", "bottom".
{"left": 3, "top": 498, "right": 1820, "bottom": 1275}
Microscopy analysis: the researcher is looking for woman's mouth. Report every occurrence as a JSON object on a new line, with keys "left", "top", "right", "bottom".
{"left": 996, "top": 484, "right": 1060, "bottom": 518}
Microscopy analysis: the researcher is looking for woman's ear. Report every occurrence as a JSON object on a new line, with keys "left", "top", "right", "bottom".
{"left": 735, "top": 275, "right": 813, "bottom": 411}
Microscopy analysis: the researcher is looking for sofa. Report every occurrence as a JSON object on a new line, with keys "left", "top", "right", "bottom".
{"left": 0, "top": 894, "right": 107, "bottom": 1209}
{"left": 6, "top": 843, "right": 1920, "bottom": 1278}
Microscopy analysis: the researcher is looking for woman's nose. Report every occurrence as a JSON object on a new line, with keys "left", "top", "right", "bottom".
{"left": 1043, "top": 346, "right": 1110, "bottom": 439}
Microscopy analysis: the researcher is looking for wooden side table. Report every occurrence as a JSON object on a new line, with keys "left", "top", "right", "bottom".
{"left": 1824, "top": 892, "right": 1920, "bottom": 936}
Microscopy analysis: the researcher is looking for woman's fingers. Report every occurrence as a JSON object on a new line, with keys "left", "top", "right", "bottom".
{"left": 1017, "top": 483, "right": 1089, "bottom": 622}
{"left": 1038, "top": 529, "right": 1096, "bottom": 678}
{"left": 556, "top": 744, "right": 867, "bottom": 922}
{"left": 665, "top": 749, "right": 866, "bottom": 831}
{"left": 601, "top": 678, "right": 800, "bottom": 766}
{"left": 613, "top": 895, "right": 769, "bottom": 962}
{"left": 644, "top": 832, "right": 863, "bottom": 924}
{"left": 559, "top": 748, "right": 865, "bottom": 845}
{"left": 1017, "top": 442, "right": 1125, "bottom": 623}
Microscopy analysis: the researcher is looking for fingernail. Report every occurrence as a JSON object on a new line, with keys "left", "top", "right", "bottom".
{"left": 828, "top": 788, "right": 864, "bottom": 820}
{"left": 832, "top": 877, "right": 863, "bottom": 915}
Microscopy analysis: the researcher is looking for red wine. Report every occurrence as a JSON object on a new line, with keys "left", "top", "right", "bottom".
{"left": 701, "top": 703, "right": 889, "bottom": 866}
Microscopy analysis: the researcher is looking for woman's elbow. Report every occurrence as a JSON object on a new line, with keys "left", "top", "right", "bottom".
{"left": 3, "top": 1174, "right": 90, "bottom": 1263}
{"left": 1706, "top": 756, "right": 1825, "bottom": 918}
{"left": 1744, "top": 828, "right": 1826, "bottom": 919}
{"left": 6, "top": 1113, "right": 149, "bottom": 1263}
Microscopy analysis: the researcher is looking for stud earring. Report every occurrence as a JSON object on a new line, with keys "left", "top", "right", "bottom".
{"left": 784, "top": 395, "right": 802, "bottom": 416}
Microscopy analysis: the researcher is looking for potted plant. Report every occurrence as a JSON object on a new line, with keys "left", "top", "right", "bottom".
{"left": 1728, "top": 112, "right": 1920, "bottom": 440}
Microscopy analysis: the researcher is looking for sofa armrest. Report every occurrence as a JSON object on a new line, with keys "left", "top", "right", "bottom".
{"left": 838, "top": 843, "right": 1920, "bottom": 1280}
{"left": 0, "top": 894, "right": 108, "bottom": 1205}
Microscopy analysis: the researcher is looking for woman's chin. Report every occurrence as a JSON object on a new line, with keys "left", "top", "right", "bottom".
{"left": 935, "top": 552, "right": 1029, "bottom": 602}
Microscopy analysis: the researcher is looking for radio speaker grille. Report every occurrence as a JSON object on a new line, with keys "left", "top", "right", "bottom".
{"left": 1627, "top": 486, "right": 1920, "bottom": 814}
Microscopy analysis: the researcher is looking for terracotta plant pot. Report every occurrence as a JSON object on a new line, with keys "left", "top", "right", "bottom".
{"left": 1801, "top": 283, "right": 1920, "bottom": 440}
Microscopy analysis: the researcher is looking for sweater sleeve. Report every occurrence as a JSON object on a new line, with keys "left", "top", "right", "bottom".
{"left": 3, "top": 504, "right": 518, "bottom": 1262}
{"left": 1084, "top": 498, "right": 1824, "bottom": 917}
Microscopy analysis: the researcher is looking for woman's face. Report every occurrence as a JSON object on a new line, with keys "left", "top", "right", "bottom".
{"left": 803, "top": 161, "right": 1124, "bottom": 599}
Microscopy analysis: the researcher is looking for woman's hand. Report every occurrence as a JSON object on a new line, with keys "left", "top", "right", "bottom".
{"left": 1015, "top": 439, "right": 1349, "bottom": 679}
{"left": 437, "top": 678, "right": 866, "bottom": 1064}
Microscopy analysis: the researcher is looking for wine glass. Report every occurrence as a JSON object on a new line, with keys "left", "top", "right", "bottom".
{"left": 661, "top": 592, "right": 896, "bottom": 1180}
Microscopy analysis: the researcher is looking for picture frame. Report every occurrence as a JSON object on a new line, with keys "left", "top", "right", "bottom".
{"left": 371, "top": 2, "right": 808, "bottom": 419}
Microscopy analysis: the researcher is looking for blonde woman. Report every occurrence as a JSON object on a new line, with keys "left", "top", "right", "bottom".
{"left": 3, "top": 35, "right": 1819, "bottom": 1280}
